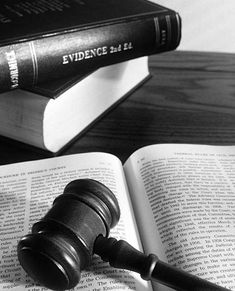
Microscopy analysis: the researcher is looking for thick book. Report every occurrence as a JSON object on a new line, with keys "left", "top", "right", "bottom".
{"left": 0, "top": 0, "right": 181, "bottom": 93}
{"left": 0, "top": 143, "right": 234, "bottom": 290}
{"left": 0, "top": 57, "right": 150, "bottom": 154}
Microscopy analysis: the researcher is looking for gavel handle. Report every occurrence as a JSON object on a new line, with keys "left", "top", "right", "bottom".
{"left": 94, "top": 236, "right": 231, "bottom": 291}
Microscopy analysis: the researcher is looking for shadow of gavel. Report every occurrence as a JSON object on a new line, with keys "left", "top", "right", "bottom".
{"left": 17, "top": 179, "right": 230, "bottom": 291}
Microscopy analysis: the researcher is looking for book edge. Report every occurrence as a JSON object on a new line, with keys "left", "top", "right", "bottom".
{"left": 0, "top": 73, "right": 151, "bottom": 156}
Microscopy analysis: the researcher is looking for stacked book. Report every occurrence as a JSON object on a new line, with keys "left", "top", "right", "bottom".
{"left": 0, "top": 0, "right": 181, "bottom": 154}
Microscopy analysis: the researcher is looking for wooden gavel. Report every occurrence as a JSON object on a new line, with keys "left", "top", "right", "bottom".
{"left": 17, "top": 179, "right": 230, "bottom": 291}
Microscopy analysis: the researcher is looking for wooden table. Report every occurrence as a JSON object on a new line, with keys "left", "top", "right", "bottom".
{"left": 0, "top": 51, "right": 235, "bottom": 165}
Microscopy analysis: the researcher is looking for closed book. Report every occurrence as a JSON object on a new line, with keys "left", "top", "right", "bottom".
{"left": 0, "top": 0, "right": 181, "bottom": 92}
{"left": 0, "top": 57, "right": 150, "bottom": 154}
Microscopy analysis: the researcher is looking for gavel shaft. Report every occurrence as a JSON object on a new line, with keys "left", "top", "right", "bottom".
{"left": 94, "top": 236, "right": 230, "bottom": 291}
{"left": 151, "top": 260, "right": 230, "bottom": 291}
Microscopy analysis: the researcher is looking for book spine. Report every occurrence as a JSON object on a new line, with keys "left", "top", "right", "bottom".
{"left": 0, "top": 12, "right": 181, "bottom": 93}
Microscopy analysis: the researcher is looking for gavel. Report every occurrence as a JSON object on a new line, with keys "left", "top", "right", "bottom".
{"left": 17, "top": 179, "right": 230, "bottom": 291}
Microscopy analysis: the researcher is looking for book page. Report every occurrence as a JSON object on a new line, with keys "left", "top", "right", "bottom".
{"left": 0, "top": 152, "right": 152, "bottom": 291}
{"left": 124, "top": 144, "right": 235, "bottom": 291}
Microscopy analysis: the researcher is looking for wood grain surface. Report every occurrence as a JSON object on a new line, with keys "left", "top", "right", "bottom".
{"left": 0, "top": 51, "right": 235, "bottom": 165}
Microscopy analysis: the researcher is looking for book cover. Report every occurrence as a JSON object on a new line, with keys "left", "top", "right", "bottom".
{"left": 0, "top": 0, "right": 181, "bottom": 92}
{"left": 25, "top": 70, "right": 95, "bottom": 99}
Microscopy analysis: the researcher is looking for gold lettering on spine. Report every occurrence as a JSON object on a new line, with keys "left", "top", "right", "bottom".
{"left": 5, "top": 50, "right": 19, "bottom": 89}
{"left": 62, "top": 46, "right": 108, "bottom": 65}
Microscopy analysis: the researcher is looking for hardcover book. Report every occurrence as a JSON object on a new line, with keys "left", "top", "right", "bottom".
{"left": 0, "top": 57, "right": 150, "bottom": 153}
{"left": 0, "top": 144, "right": 234, "bottom": 290}
{"left": 0, "top": 0, "right": 181, "bottom": 92}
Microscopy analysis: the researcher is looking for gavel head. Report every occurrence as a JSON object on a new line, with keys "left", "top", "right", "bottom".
{"left": 17, "top": 179, "right": 120, "bottom": 290}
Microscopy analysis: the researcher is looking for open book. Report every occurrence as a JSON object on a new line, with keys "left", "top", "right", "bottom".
{"left": 0, "top": 144, "right": 234, "bottom": 291}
